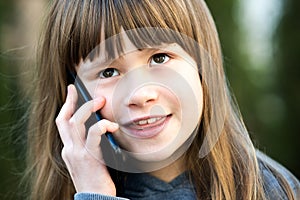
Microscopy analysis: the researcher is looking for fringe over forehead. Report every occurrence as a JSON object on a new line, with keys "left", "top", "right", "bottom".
{"left": 47, "top": 0, "right": 220, "bottom": 69}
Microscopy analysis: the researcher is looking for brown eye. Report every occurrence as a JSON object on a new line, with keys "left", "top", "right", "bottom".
{"left": 99, "top": 68, "right": 120, "bottom": 78}
{"left": 150, "top": 53, "right": 170, "bottom": 65}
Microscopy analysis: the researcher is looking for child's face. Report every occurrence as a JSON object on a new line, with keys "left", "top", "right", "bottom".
{"left": 76, "top": 32, "right": 203, "bottom": 163}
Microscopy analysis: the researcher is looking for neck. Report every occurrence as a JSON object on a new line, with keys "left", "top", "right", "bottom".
{"left": 148, "top": 155, "right": 186, "bottom": 182}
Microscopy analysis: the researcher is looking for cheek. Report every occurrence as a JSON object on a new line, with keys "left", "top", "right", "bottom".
{"left": 160, "top": 87, "right": 182, "bottom": 114}
{"left": 178, "top": 63, "right": 203, "bottom": 114}
{"left": 173, "top": 63, "right": 203, "bottom": 133}
{"left": 92, "top": 87, "right": 116, "bottom": 121}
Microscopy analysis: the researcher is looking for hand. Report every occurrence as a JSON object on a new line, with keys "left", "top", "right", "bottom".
{"left": 55, "top": 84, "right": 119, "bottom": 195}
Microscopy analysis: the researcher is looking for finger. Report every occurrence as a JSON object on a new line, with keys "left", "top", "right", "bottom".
{"left": 56, "top": 84, "right": 78, "bottom": 145}
{"left": 69, "top": 97, "right": 106, "bottom": 145}
{"left": 57, "top": 85, "right": 78, "bottom": 121}
{"left": 86, "top": 120, "right": 119, "bottom": 150}
{"left": 71, "top": 97, "right": 105, "bottom": 125}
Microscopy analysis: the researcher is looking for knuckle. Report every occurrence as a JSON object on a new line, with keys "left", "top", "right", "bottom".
{"left": 55, "top": 116, "right": 63, "bottom": 126}
{"left": 61, "top": 147, "right": 70, "bottom": 161}
{"left": 82, "top": 100, "right": 93, "bottom": 111}
{"left": 89, "top": 125, "right": 104, "bottom": 136}
{"left": 99, "top": 119, "right": 109, "bottom": 126}
{"left": 98, "top": 121, "right": 109, "bottom": 133}
{"left": 61, "top": 146, "right": 79, "bottom": 160}
{"left": 69, "top": 117, "right": 77, "bottom": 126}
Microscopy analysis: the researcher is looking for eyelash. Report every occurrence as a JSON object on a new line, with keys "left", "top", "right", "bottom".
{"left": 98, "top": 53, "right": 172, "bottom": 79}
{"left": 98, "top": 68, "right": 120, "bottom": 79}
{"left": 150, "top": 53, "right": 171, "bottom": 65}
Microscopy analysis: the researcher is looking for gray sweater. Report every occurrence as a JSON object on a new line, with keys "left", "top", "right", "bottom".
{"left": 74, "top": 151, "right": 300, "bottom": 200}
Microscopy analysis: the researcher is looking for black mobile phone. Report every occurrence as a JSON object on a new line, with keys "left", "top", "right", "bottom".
{"left": 67, "top": 70, "right": 121, "bottom": 153}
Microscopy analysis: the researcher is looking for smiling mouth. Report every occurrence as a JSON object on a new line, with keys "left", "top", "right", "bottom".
{"left": 133, "top": 115, "right": 168, "bottom": 127}
{"left": 122, "top": 114, "right": 172, "bottom": 138}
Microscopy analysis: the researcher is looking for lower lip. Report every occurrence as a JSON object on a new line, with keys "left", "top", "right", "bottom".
{"left": 122, "top": 115, "right": 171, "bottom": 139}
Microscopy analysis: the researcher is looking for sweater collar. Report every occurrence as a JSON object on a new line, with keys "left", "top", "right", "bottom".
{"left": 122, "top": 171, "right": 193, "bottom": 198}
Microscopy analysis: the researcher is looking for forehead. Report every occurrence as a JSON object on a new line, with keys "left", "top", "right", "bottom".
{"left": 86, "top": 27, "right": 196, "bottom": 62}
{"left": 78, "top": 29, "right": 196, "bottom": 69}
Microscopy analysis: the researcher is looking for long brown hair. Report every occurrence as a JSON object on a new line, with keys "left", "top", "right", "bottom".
{"left": 25, "top": 0, "right": 296, "bottom": 199}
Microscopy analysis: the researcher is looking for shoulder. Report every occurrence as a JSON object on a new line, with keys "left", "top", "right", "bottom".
{"left": 256, "top": 150, "right": 300, "bottom": 199}
{"left": 74, "top": 193, "right": 129, "bottom": 200}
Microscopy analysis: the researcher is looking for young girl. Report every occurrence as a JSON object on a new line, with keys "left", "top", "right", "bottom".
{"left": 26, "top": 0, "right": 299, "bottom": 199}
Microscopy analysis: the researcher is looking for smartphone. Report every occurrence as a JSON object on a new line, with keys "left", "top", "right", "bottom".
{"left": 68, "top": 70, "right": 121, "bottom": 154}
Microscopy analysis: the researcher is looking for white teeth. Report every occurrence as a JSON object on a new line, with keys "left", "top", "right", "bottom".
{"left": 136, "top": 117, "right": 162, "bottom": 125}
{"left": 147, "top": 118, "right": 157, "bottom": 124}
{"left": 138, "top": 119, "right": 148, "bottom": 125}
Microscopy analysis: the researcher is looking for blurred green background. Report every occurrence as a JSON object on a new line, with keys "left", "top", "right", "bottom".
{"left": 0, "top": 0, "right": 299, "bottom": 199}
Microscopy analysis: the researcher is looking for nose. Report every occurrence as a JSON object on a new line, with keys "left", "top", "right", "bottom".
{"left": 127, "top": 85, "right": 159, "bottom": 108}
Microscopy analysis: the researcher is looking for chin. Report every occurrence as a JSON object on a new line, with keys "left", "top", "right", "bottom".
{"left": 130, "top": 146, "right": 175, "bottom": 162}
{"left": 120, "top": 148, "right": 176, "bottom": 172}
{"left": 107, "top": 133, "right": 195, "bottom": 173}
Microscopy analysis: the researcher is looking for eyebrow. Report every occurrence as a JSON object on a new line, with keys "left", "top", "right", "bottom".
{"left": 81, "top": 43, "right": 179, "bottom": 71}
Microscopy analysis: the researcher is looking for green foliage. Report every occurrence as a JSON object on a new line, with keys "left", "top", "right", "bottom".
{"left": 207, "top": 0, "right": 300, "bottom": 178}
{"left": 272, "top": 0, "right": 300, "bottom": 177}
{"left": 0, "top": 1, "right": 27, "bottom": 199}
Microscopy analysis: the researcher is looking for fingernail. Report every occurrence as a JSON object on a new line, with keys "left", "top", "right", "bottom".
{"left": 94, "top": 97, "right": 104, "bottom": 103}
{"left": 92, "top": 97, "right": 105, "bottom": 111}
{"left": 112, "top": 122, "right": 119, "bottom": 129}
